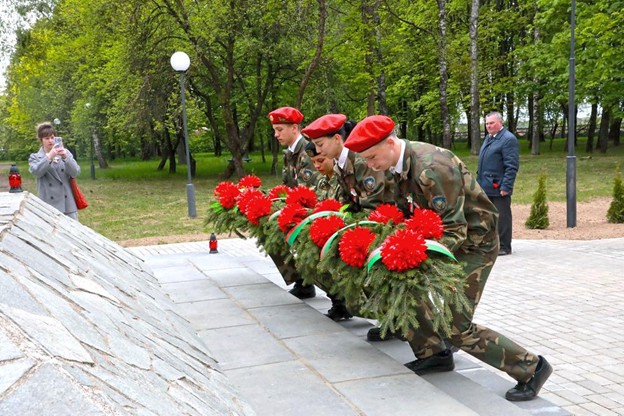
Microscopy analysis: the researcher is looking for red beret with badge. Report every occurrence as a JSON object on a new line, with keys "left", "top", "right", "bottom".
{"left": 268, "top": 107, "right": 304, "bottom": 124}
{"left": 301, "top": 114, "right": 347, "bottom": 140}
{"left": 344, "top": 115, "right": 395, "bottom": 153}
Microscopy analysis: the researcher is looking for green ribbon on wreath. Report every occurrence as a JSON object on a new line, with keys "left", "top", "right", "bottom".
{"left": 286, "top": 211, "right": 347, "bottom": 246}
{"left": 366, "top": 239, "right": 456, "bottom": 272}
{"left": 319, "top": 220, "right": 379, "bottom": 260}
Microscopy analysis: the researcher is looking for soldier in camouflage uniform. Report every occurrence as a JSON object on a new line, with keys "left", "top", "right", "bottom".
{"left": 304, "top": 141, "right": 340, "bottom": 201}
{"left": 299, "top": 140, "right": 345, "bottom": 316}
{"left": 344, "top": 115, "right": 552, "bottom": 402}
{"left": 268, "top": 107, "right": 320, "bottom": 299}
{"left": 302, "top": 114, "right": 396, "bottom": 321}
{"left": 302, "top": 114, "right": 395, "bottom": 213}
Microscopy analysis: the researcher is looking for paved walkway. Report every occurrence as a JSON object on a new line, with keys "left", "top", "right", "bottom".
{"left": 128, "top": 236, "right": 624, "bottom": 416}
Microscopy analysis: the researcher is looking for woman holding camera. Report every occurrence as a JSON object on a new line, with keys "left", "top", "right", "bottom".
{"left": 28, "top": 121, "right": 82, "bottom": 220}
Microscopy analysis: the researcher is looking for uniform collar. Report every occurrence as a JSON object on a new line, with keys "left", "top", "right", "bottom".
{"left": 337, "top": 146, "right": 349, "bottom": 170}
{"left": 288, "top": 134, "right": 303, "bottom": 153}
{"left": 390, "top": 139, "right": 406, "bottom": 174}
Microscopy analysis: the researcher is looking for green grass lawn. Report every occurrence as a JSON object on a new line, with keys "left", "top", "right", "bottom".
{"left": 8, "top": 137, "right": 623, "bottom": 242}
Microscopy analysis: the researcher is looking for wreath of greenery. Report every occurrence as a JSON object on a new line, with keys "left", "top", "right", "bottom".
{"left": 206, "top": 177, "right": 470, "bottom": 340}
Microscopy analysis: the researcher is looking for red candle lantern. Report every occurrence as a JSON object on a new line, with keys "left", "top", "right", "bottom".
{"left": 8, "top": 164, "right": 23, "bottom": 193}
{"left": 209, "top": 233, "right": 218, "bottom": 253}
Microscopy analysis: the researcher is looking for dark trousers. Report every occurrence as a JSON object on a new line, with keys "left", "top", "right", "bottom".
{"left": 491, "top": 195, "right": 512, "bottom": 252}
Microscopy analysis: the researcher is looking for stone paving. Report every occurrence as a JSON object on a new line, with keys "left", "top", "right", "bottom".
{"left": 3, "top": 189, "right": 622, "bottom": 415}
{"left": 129, "top": 234, "right": 624, "bottom": 416}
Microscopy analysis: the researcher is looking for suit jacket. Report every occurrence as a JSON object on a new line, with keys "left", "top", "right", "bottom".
{"left": 477, "top": 127, "right": 519, "bottom": 197}
{"left": 28, "top": 148, "right": 81, "bottom": 214}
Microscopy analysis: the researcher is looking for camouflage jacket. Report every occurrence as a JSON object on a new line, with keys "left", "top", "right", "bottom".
{"left": 334, "top": 150, "right": 395, "bottom": 213}
{"left": 282, "top": 136, "right": 320, "bottom": 188}
{"left": 315, "top": 174, "right": 340, "bottom": 201}
{"left": 393, "top": 140, "right": 498, "bottom": 254}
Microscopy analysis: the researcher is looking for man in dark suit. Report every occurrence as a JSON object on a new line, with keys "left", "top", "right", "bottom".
{"left": 477, "top": 111, "right": 520, "bottom": 256}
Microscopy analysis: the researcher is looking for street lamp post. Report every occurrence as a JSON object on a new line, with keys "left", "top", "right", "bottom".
{"left": 170, "top": 51, "right": 197, "bottom": 218}
{"left": 85, "top": 103, "right": 96, "bottom": 180}
{"left": 566, "top": 0, "right": 577, "bottom": 227}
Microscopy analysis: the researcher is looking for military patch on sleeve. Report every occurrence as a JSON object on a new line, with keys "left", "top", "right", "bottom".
{"left": 301, "top": 169, "right": 313, "bottom": 182}
{"left": 363, "top": 176, "right": 376, "bottom": 192}
{"left": 431, "top": 195, "right": 447, "bottom": 212}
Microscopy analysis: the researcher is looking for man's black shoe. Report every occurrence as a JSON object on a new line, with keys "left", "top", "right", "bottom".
{"left": 325, "top": 301, "right": 353, "bottom": 321}
{"left": 288, "top": 280, "right": 316, "bottom": 299}
{"left": 499, "top": 249, "right": 511, "bottom": 256}
{"left": 505, "top": 355, "right": 552, "bottom": 401}
{"left": 367, "top": 327, "right": 406, "bottom": 342}
{"left": 405, "top": 350, "right": 455, "bottom": 375}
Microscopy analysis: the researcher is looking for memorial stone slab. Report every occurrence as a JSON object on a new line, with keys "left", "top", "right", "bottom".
{"left": 0, "top": 192, "right": 254, "bottom": 416}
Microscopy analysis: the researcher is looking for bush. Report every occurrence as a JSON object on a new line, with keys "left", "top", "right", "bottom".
{"left": 607, "top": 168, "right": 624, "bottom": 223}
{"left": 525, "top": 174, "right": 549, "bottom": 229}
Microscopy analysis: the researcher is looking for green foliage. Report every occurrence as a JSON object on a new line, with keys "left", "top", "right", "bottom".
{"left": 318, "top": 220, "right": 468, "bottom": 339}
{"left": 318, "top": 222, "right": 390, "bottom": 313}
{"left": 289, "top": 222, "right": 325, "bottom": 288}
{"left": 363, "top": 255, "right": 469, "bottom": 339}
{"left": 607, "top": 168, "right": 624, "bottom": 224}
{"left": 525, "top": 174, "right": 550, "bottom": 229}
{"left": 4, "top": 0, "right": 624, "bottom": 172}
{"left": 204, "top": 203, "right": 248, "bottom": 238}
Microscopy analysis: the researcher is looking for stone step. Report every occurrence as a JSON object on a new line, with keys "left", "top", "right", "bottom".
{"left": 133, "top": 239, "right": 570, "bottom": 416}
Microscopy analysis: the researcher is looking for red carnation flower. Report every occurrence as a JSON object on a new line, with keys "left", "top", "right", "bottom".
{"left": 380, "top": 229, "right": 428, "bottom": 272}
{"left": 339, "top": 226, "right": 377, "bottom": 268}
{"left": 237, "top": 189, "right": 264, "bottom": 214}
{"left": 310, "top": 216, "right": 345, "bottom": 247}
{"left": 312, "top": 198, "right": 343, "bottom": 214}
{"left": 238, "top": 174, "right": 262, "bottom": 189}
{"left": 368, "top": 204, "right": 404, "bottom": 225}
{"left": 404, "top": 209, "right": 444, "bottom": 240}
{"left": 278, "top": 204, "right": 308, "bottom": 233}
{"left": 286, "top": 185, "right": 318, "bottom": 208}
{"left": 245, "top": 194, "right": 272, "bottom": 225}
{"left": 214, "top": 181, "right": 240, "bottom": 209}
{"left": 268, "top": 184, "right": 290, "bottom": 200}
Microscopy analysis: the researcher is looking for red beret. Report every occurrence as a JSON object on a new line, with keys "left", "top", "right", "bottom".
{"left": 344, "top": 115, "right": 395, "bottom": 153}
{"left": 268, "top": 107, "right": 304, "bottom": 124}
{"left": 301, "top": 114, "right": 347, "bottom": 140}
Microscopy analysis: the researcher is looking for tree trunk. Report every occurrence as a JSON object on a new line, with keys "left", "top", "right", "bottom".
{"left": 586, "top": 102, "right": 598, "bottom": 153}
{"left": 468, "top": 0, "right": 480, "bottom": 156}
{"left": 530, "top": 93, "right": 541, "bottom": 155}
{"left": 609, "top": 116, "right": 621, "bottom": 147}
{"left": 372, "top": 0, "right": 387, "bottom": 115}
{"left": 92, "top": 131, "right": 109, "bottom": 169}
{"left": 296, "top": 0, "right": 326, "bottom": 108}
{"left": 436, "top": 0, "right": 452, "bottom": 149}
{"left": 530, "top": 24, "right": 541, "bottom": 155}
{"left": 191, "top": 79, "right": 223, "bottom": 156}
{"left": 598, "top": 107, "right": 610, "bottom": 154}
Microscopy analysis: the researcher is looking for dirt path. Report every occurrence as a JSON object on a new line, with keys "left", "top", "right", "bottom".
{"left": 118, "top": 197, "right": 624, "bottom": 247}
{"left": 512, "top": 196, "right": 624, "bottom": 240}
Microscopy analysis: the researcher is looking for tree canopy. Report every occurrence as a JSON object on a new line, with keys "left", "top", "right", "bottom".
{"left": 1, "top": 0, "right": 622, "bottom": 176}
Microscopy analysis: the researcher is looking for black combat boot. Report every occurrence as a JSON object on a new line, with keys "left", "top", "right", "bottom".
{"left": 505, "top": 356, "right": 552, "bottom": 401}
{"left": 288, "top": 279, "right": 316, "bottom": 299}
{"left": 325, "top": 296, "right": 353, "bottom": 321}
{"left": 404, "top": 349, "right": 455, "bottom": 375}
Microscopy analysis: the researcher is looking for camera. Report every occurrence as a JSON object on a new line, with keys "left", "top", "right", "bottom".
{"left": 53, "top": 137, "right": 63, "bottom": 148}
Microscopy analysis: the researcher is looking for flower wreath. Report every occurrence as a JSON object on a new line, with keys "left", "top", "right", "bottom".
{"left": 207, "top": 179, "right": 469, "bottom": 338}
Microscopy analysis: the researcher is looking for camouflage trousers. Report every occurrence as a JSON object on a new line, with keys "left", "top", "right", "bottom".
{"left": 406, "top": 247, "right": 539, "bottom": 383}
{"left": 268, "top": 252, "right": 301, "bottom": 285}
